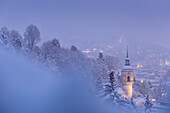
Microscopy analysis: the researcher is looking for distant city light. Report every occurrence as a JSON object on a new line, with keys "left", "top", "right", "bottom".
{"left": 152, "top": 99, "right": 156, "bottom": 102}
{"left": 141, "top": 80, "right": 143, "bottom": 83}
{"left": 137, "top": 64, "right": 143, "bottom": 68}
{"left": 93, "top": 48, "right": 96, "bottom": 51}
{"left": 82, "top": 49, "right": 91, "bottom": 53}
{"left": 165, "top": 61, "right": 170, "bottom": 66}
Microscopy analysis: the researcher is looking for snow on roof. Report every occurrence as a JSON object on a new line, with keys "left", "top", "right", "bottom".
{"left": 152, "top": 85, "right": 159, "bottom": 88}
{"left": 166, "top": 81, "right": 170, "bottom": 86}
{"left": 125, "top": 57, "right": 130, "bottom": 60}
{"left": 116, "top": 69, "right": 122, "bottom": 76}
{"left": 148, "top": 73, "right": 154, "bottom": 76}
{"left": 135, "top": 78, "right": 159, "bottom": 82}
{"left": 122, "top": 65, "right": 133, "bottom": 70}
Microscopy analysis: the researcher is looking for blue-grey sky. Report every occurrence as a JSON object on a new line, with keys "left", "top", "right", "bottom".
{"left": 0, "top": 0, "right": 170, "bottom": 48}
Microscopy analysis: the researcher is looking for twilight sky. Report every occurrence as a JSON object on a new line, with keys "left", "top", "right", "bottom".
{"left": 0, "top": 0, "right": 170, "bottom": 48}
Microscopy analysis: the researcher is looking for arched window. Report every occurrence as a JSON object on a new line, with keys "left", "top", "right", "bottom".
{"left": 127, "top": 76, "right": 130, "bottom": 82}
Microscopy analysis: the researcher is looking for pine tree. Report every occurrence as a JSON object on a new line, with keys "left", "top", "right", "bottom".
{"left": 71, "top": 45, "right": 78, "bottom": 51}
{"left": 95, "top": 78, "right": 104, "bottom": 96}
{"left": 102, "top": 71, "right": 118, "bottom": 104}
{"left": 98, "top": 52, "right": 104, "bottom": 61}
{"left": 96, "top": 78, "right": 103, "bottom": 91}
{"left": 144, "top": 95, "right": 153, "bottom": 113}
{"left": 108, "top": 71, "right": 117, "bottom": 92}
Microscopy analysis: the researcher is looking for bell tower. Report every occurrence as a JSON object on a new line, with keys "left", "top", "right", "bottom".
{"left": 121, "top": 46, "right": 133, "bottom": 98}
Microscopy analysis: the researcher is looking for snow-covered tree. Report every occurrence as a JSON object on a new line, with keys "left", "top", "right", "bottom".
{"left": 24, "top": 25, "right": 40, "bottom": 51}
{"left": 101, "top": 71, "right": 117, "bottom": 104}
{"left": 144, "top": 95, "right": 153, "bottom": 113}
{"left": 51, "top": 38, "right": 60, "bottom": 48}
{"left": 0, "top": 27, "right": 10, "bottom": 46}
{"left": 71, "top": 45, "right": 78, "bottom": 51}
{"left": 101, "top": 71, "right": 129, "bottom": 107}
{"left": 9, "top": 30, "right": 23, "bottom": 50}
{"left": 98, "top": 52, "right": 104, "bottom": 61}
{"left": 59, "top": 48, "right": 88, "bottom": 76}
{"left": 95, "top": 78, "right": 103, "bottom": 93}
{"left": 41, "top": 38, "right": 89, "bottom": 75}
{"left": 41, "top": 39, "right": 61, "bottom": 70}
{"left": 154, "top": 79, "right": 167, "bottom": 101}
{"left": 41, "top": 39, "right": 60, "bottom": 56}
{"left": 108, "top": 71, "right": 117, "bottom": 92}
{"left": 90, "top": 58, "right": 108, "bottom": 81}
{"left": 41, "top": 38, "right": 62, "bottom": 64}
{"left": 104, "top": 55, "right": 120, "bottom": 70}
{"left": 133, "top": 81, "right": 151, "bottom": 96}
{"left": 130, "top": 97, "right": 137, "bottom": 111}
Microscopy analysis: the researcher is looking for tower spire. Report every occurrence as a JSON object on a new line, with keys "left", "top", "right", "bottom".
{"left": 125, "top": 45, "right": 130, "bottom": 66}
{"left": 126, "top": 45, "right": 128, "bottom": 58}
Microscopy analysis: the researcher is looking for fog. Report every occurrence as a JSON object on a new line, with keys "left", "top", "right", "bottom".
{"left": 0, "top": 48, "right": 126, "bottom": 113}
{"left": 0, "top": 48, "right": 89, "bottom": 113}
{"left": 0, "top": 0, "right": 170, "bottom": 48}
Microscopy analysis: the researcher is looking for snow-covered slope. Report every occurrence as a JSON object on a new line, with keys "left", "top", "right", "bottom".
{"left": 0, "top": 48, "right": 111, "bottom": 113}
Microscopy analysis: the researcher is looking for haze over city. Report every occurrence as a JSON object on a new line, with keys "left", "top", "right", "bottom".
{"left": 0, "top": 0, "right": 170, "bottom": 48}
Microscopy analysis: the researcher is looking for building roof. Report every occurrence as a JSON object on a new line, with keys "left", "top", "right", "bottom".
{"left": 122, "top": 65, "right": 133, "bottom": 71}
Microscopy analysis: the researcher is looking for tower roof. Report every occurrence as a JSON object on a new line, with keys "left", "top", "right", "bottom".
{"left": 122, "top": 45, "right": 133, "bottom": 70}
